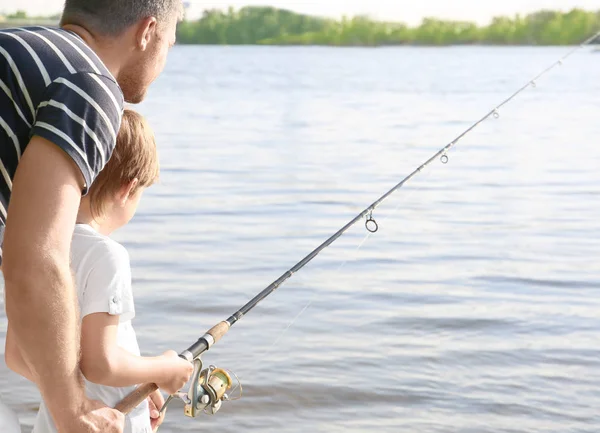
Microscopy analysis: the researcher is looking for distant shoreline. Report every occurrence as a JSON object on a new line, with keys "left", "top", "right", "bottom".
{"left": 2, "top": 6, "right": 600, "bottom": 47}
{"left": 171, "top": 43, "right": 600, "bottom": 48}
{"left": 1, "top": 21, "right": 598, "bottom": 48}
{"left": 176, "top": 7, "right": 600, "bottom": 47}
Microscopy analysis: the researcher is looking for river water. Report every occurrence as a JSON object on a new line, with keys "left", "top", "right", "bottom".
{"left": 1, "top": 45, "right": 600, "bottom": 432}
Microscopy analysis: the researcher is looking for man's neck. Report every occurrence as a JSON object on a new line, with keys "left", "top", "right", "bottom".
{"left": 61, "top": 24, "right": 123, "bottom": 80}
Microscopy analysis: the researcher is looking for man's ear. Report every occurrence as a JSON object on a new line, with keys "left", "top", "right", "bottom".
{"left": 135, "top": 17, "right": 158, "bottom": 51}
{"left": 118, "top": 178, "right": 139, "bottom": 205}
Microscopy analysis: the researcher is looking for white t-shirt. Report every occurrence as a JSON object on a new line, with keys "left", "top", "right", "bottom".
{"left": 33, "top": 224, "right": 152, "bottom": 433}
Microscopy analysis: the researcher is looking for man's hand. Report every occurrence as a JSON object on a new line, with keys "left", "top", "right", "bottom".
{"left": 147, "top": 389, "right": 166, "bottom": 432}
{"left": 56, "top": 399, "right": 125, "bottom": 433}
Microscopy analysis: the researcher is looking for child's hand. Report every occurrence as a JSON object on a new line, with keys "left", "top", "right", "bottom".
{"left": 156, "top": 350, "right": 194, "bottom": 395}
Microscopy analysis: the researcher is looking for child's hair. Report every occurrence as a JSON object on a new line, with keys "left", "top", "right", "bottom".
{"left": 88, "top": 109, "right": 160, "bottom": 219}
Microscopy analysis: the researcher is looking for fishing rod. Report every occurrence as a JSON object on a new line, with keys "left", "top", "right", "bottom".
{"left": 115, "top": 31, "right": 600, "bottom": 420}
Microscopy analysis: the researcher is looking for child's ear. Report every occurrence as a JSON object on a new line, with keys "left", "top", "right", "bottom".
{"left": 119, "top": 178, "right": 139, "bottom": 205}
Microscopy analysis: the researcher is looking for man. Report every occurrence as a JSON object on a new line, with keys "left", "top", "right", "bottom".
{"left": 0, "top": 1, "right": 185, "bottom": 432}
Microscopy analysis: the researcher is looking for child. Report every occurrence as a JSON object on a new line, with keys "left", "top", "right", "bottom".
{"left": 5, "top": 109, "right": 194, "bottom": 433}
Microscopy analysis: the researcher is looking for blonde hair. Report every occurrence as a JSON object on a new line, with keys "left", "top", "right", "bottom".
{"left": 88, "top": 109, "right": 159, "bottom": 219}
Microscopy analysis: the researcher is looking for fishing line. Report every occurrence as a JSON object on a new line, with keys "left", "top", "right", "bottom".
{"left": 225, "top": 156, "right": 451, "bottom": 401}
{"left": 237, "top": 151, "right": 442, "bottom": 371}
{"left": 116, "top": 31, "right": 600, "bottom": 420}
{"left": 218, "top": 32, "right": 600, "bottom": 331}
{"left": 225, "top": 34, "right": 600, "bottom": 389}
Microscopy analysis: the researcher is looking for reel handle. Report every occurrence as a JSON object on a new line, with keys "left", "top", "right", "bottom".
{"left": 115, "top": 382, "right": 159, "bottom": 414}
{"left": 115, "top": 321, "right": 231, "bottom": 414}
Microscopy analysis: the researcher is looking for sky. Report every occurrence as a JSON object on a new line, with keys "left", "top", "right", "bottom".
{"left": 1, "top": 0, "right": 598, "bottom": 25}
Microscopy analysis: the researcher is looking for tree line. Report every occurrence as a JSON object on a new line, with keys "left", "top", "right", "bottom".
{"left": 3, "top": 7, "right": 599, "bottom": 46}
{"left": 176, "top": 7, "right": 600, "bottom": 46}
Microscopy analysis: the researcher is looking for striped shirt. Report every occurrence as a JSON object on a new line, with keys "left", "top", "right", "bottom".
{"left": 0, "top": 26, "right": 124, "bottom": 260}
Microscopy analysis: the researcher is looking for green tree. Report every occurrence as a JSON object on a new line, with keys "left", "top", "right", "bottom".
{"left": 175, "top": 6, "right": 600, "bottom": 46}
{"left": 7, "top": 10, "right": 28, "bottom": 19}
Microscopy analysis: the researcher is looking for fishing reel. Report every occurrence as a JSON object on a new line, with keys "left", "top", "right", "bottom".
{"left": 161, "top": 357, "right": 242, "bottom": 418}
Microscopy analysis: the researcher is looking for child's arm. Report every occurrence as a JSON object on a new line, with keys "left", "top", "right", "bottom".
{"left": 80, "top": 312, "right": 193, "bottom": 394}
{"left": 5, "top": 324, "right": 38, "bottom": 385}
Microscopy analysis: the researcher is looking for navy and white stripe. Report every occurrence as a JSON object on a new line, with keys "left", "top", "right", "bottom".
{"left": 0, "top": 26, "right": 124, "bottom": 253}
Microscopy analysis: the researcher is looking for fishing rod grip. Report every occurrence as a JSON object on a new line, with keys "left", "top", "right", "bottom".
{"left": 183, "top": 320, "right": 232, "bottom": 359}
{"left": 115, "top": 383, "right": 159, "bottom": 414}
{"left": 207, "top": 321, "right": 230, "bottom": 344}
{"left": 116, "top": 322, "right": 231, "bottom": 413}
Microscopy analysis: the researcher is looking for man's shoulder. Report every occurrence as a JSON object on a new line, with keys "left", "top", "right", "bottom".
{"left": 51, "top": 70, "right": 124, "bottom": 112}
{"left": 0, "top": 25, "right": 122, "bottom": 93}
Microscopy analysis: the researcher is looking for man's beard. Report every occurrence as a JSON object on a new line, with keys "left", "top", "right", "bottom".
{"left": 119, "top": 70, "right": 148, "bottom": 104}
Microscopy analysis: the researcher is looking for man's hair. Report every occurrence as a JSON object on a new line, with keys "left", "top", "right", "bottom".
{"left": 61, "top": 0, "right": 182, "bottom": 35}
{"left": 88, "top": 109, "right": 160, "bottom": 219}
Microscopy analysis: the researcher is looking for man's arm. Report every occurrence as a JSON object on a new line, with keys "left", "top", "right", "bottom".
{"left": 2, "top": 136, "right": 123, "bottom": 432}
{"left": 5, "top": 324, "right": 38, "bottom": 384}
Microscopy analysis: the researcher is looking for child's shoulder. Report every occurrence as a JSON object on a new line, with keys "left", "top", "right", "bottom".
{"left": 72, "top": 224, "right": 130, "bottom": 270}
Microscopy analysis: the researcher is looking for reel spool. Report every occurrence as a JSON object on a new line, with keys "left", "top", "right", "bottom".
{"left": 161, "top": 357, "right": 241, "bottom": 419}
